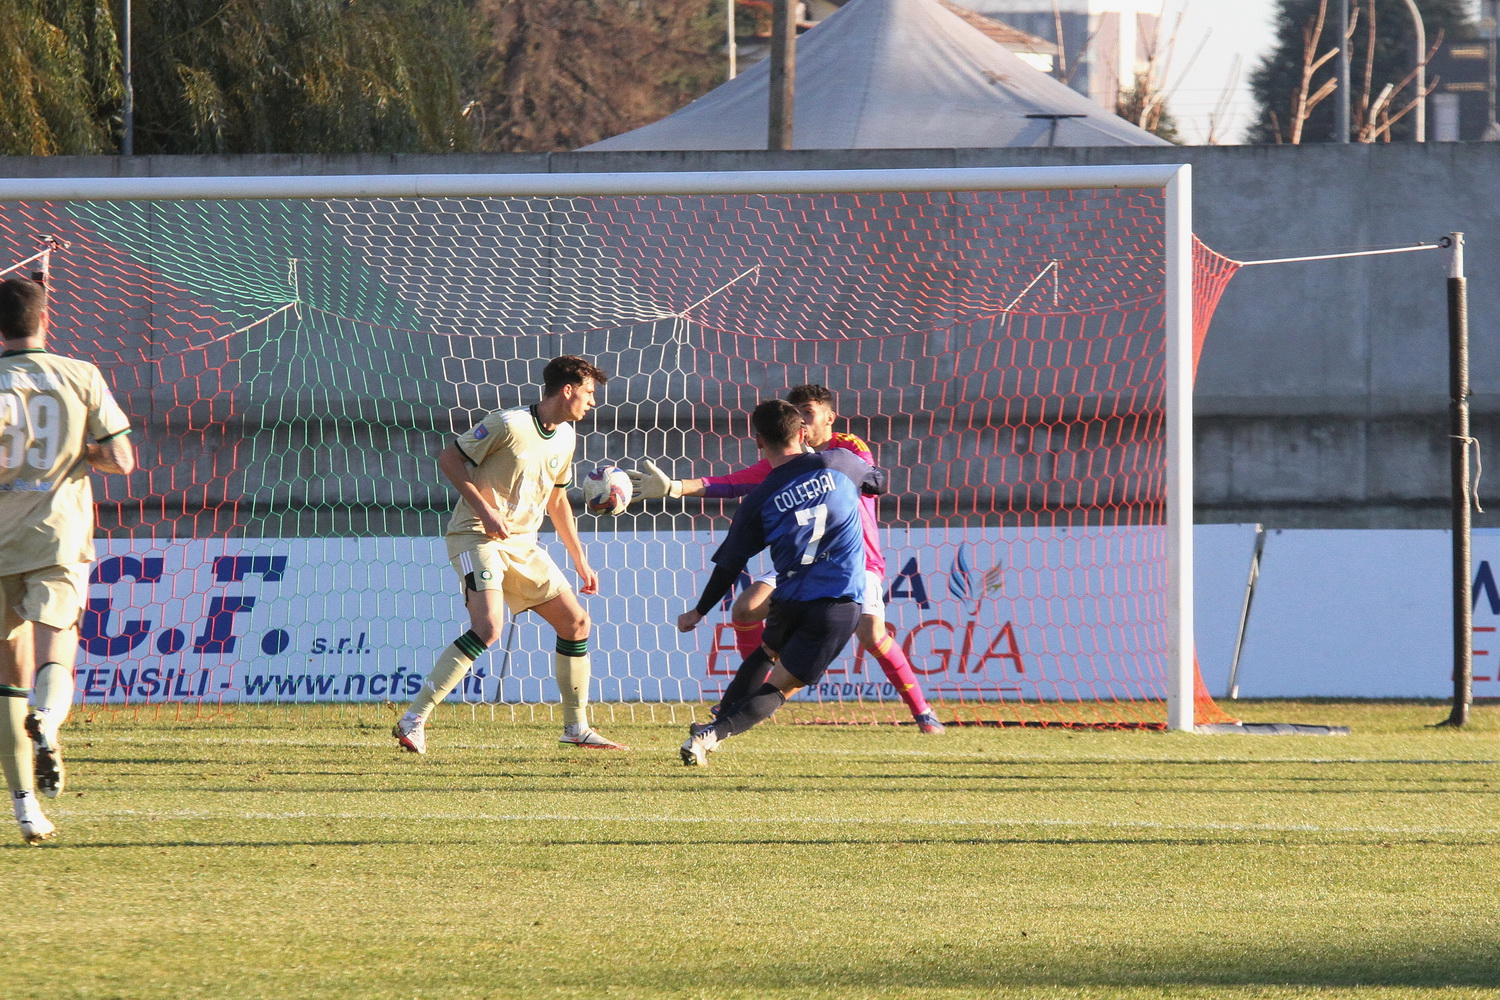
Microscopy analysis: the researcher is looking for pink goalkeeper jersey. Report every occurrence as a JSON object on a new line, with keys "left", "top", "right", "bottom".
{"left": 701, "top": 431, "right": 886, "bottom": 578}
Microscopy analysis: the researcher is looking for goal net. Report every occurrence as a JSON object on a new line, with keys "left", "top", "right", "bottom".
{"left": 0, "top": 167, "right": 1237, "bottom": 730}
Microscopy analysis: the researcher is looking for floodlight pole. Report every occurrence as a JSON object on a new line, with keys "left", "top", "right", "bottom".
{"left": 1398, "top": 0, "right": 1426, "bottom": 141}
{"left": 1336, "top": 0, "right": 1350, "bottom": 142}
{"left": 1443, "top": 232, "right": 1472, "bottom": 727}
{"left": 768, "top": 0, "right": 795, "bottom": 149}
{"left": 121, "top": 0, "right": 134, "bottom": 155}
{"left": 727, "top": 0, "right": 737, "bottom": 80}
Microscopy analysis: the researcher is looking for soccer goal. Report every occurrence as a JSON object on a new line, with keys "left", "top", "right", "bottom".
{"left": 0, "top": 165, "right": 1236, "bottom": 731}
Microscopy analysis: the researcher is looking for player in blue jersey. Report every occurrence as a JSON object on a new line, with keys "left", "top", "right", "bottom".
{"left": 675, "top": 399, "right": 882, "bottom": 765}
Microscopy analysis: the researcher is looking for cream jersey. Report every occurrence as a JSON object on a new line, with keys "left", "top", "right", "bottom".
{"left": 0, "top": 349, "right": 131, "bottom": 573}
{"left": 445, "top": 404, "right": 575, "bottom": 546}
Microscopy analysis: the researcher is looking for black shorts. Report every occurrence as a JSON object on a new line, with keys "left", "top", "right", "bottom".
{"left": 761, "top": 597, "right": 862, "bottom": 686}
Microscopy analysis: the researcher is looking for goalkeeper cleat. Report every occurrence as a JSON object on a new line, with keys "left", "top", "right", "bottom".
{"left": 25, "top": 711, "right": 64, "bottom": 798}
{"left": 679, "top": 723, "right": 719, "bottom": 767}
{"left": 913, "top": 711, "right": 946, "bottom": 735}
{"left": 13, "top": 793, "right": 55, "bottom": 846}
{"left": 392, "top": 714, "right": 427, "bottom": 754}
{"left": 560, "top": 728, "right": 629, "bottom": 750}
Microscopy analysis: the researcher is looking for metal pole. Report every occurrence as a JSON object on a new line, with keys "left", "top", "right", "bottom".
{"left": 767, "top": 0, "right": 795, "bottom": 149}
{"left": 727, "top": 0, "right": 737, "bottom": 81}
{"left": 1398, "top": 0, "right": 1425, "bottom": 140}
{"left": 1225, "top": 525, "right": 1267, "bottom": 700}
{"left": 122, "top": 0, "right": 134, "bottom": 155}
{"left": 1489, "top": 0, "right": 1499, "bottom": 135}
{"left": 1444, "top": 232, "right": 1472, "bottom": 727}
{"left": 1336, "top": 0, "right": 1350, "bottom": 142}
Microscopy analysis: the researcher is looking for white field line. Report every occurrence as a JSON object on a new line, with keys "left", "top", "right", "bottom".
{"left": 84, "top": 735, "right": 1500, "bottom": 766}
{"left": 48, "top": 808, "right": 1500, "bottom": 838}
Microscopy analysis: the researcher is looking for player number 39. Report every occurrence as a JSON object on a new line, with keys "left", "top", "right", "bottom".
{"left": 0, "top": 392, "right": 63, "bottom": 470}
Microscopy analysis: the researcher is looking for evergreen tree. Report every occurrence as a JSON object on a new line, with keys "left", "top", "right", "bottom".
{"left": 1248, "top": 0, "right": 1472, "bottom": 143}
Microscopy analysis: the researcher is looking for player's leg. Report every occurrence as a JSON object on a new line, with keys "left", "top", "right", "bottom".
{"left": 0, "top": 576, "right": 53, "bottom": 844}
{"left": 523, "top": 554, "right": 628, "bottom": 750}
{"left": 27, "top": 621, "right": 78, "bottom": 797}
{"left": 856, "top": 604, "right": 944, "bottom": 733}
{"left": 683, "top": 598, "right": 860, "bottom": 765}
{"left": 859, "top": 621, "right": 943, "bottom": 734}
{"left": 728, "top": 576, "right": 774, "bottom": 659}
{"left": 394, "top": 547, "right": 507, "bottom": 754}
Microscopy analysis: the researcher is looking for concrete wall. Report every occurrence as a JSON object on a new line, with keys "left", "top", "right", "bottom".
{"left": 4, "top": 143, "right": 1497, "bottom": 529}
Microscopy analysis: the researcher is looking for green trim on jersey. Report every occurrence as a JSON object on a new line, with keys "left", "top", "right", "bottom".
{"left": 95, "top": 427, "right": 132, "bottom": 444}
{"left": 529, "top": 404, "right": 557, "bottom": 440}
{"left": 1, "top": 348, "right": 46, "bottom": 357}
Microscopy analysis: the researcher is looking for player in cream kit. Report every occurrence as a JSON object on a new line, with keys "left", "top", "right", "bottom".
{"left": 0, "top": 277, "right": 136, "bottom": 844}
{"left": 393, "top": 355, "right": 627, "bottom": 753}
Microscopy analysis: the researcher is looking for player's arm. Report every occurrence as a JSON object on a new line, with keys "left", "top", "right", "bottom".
{"left": 677, "top": 501, "right": 765, "bottom": 632}
{"left": 629, "top": 458, "right": 769, "bottom": 502}
{"left": 438, "top": 442, "right": 509, "bottom": 540}
{"left": 84, "top": 373, "right": 135, "bottom": 475}
{"left": 85, "top": 431, "right": 135, "bottom": 475}
{"left": 547, "top": 484, "right": 598, "bottom": 596}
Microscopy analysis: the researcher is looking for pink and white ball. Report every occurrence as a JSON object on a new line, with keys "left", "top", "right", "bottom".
{"left": 582, "top": 465, "right": 632, "bottom": 516}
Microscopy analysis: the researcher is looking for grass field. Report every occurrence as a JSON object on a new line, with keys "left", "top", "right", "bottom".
{"left": 6, "top": 700, "right": 1500, "bottom": 999}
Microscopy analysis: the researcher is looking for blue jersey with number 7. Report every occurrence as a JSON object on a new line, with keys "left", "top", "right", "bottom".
{"left": 709, "top": 450, "right": 881, "bottom": 602}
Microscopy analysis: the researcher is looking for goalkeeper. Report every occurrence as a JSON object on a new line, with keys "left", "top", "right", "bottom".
{"left": 630, "top": 384, "right": 944, "bottom": 733}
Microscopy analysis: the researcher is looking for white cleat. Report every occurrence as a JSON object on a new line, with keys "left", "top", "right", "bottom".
{"left": 13, "top": 793, "right": 55, "bottom": 846}
{"left": 559, "top": 728, "right": 629, "bottom": 750}
{"left": 25, "top": 712, "right": 64, "bottom": 798}
{"left": 679, "top": 723, "right": 719, "bottom": 767}
{"left": 392, "top": 714, "right": 426, "bottom": 754}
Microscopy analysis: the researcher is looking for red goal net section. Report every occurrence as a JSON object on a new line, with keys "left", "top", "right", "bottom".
{"left": 0, "top": 166, "right": 1239, "bottom": 730}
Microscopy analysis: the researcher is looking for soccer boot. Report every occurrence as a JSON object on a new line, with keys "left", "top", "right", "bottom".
{"left": 679, "top": 723, "right": 719, "bottom": 767}
{"left": 24, "top": 711, "right": 64, "bottom": 798}
{"left": 559, "top": 727, "right": 629, "bottom": 750}
{"left": 392, "top": 714, "right": 427, "bottom": 754}
{"left": 912, "top": 711, "right": 946, "bottom": 735}
{"left": 13, "top": 793, "right": 55, "bottom": 846}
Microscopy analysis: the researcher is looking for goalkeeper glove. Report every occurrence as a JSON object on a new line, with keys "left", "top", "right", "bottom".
{"left": 627, "top": 459, "right": 682, "bottom": 500}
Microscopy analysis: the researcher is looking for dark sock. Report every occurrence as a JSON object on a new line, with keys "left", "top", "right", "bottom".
{"left": 714, "top": 682, "right": 787, "bottom": 739}
{"left": 717, "top": 648, "right": 773, "bottom": 711}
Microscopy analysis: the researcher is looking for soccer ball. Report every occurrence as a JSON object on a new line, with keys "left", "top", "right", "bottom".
{"left": 582, "top": 464, "right": 632, "bottom": 516}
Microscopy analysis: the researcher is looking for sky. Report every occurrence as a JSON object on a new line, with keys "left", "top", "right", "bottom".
{"left": 1152, "top": 0, "right": 1280, "bottom": 144}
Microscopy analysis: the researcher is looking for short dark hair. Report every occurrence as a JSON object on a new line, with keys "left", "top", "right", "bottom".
{"left": 751, "top": 399, "right": 802, "bottom": 448}
{"left": 0, "top": 278, "right": 46, "bottom": 341}
{"left": 541, "top": 355, "right": 608, "bottom": 396}
{"left": 787, "top": 383, "right": 835, "bottom": 409}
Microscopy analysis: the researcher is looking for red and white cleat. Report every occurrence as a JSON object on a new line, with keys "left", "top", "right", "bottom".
{"left": 559, "top": 728, "right": 629, "bottom": 750}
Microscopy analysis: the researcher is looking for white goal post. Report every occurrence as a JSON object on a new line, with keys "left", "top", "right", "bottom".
{"left": 0, "top": 164, "right": 1200, "bottom": 730}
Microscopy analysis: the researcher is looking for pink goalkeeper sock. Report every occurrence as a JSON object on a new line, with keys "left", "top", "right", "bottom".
{"left": 869, "top": 635, "right": 931, "bottom": 717}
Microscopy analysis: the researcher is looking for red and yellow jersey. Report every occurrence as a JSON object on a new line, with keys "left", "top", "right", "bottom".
{"left": 700, "top": 431, "right": 886, "bottom": 577}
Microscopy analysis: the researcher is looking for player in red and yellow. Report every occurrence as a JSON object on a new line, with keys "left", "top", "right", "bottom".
{"left": 630, "top": 384, "right": 944, "bottom": 733}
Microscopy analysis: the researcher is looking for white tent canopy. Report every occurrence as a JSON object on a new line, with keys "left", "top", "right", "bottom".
{"left": 583, "top": 0, "right": 1168, "bottom": 151}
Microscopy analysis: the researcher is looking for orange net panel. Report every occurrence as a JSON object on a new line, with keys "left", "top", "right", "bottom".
{"left": 0, "top": 186, "right": 1239, "bottom": 726}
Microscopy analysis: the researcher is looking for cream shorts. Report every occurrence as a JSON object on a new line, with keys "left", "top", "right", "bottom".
{"left": 450, "top": 540, "right": 569, "bottom": 615}
{"left": 1, "top": 563, "right": 89, "bottom": 637}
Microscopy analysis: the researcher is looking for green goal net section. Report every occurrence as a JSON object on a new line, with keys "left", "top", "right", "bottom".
{"left": 0, "top": 168, "right": 1240, "bottom": 729}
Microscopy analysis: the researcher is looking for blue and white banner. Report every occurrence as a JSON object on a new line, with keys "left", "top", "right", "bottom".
{"left": 79, "top": 526, "right": 1235, "bottom": 704}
